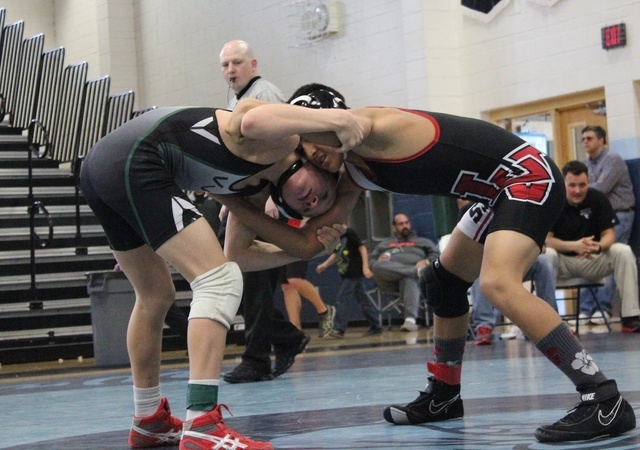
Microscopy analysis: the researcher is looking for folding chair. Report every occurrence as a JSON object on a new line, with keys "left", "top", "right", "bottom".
{"left": 555, "top": 277, "right": 611, "bottom": 335}
{"left": 367, "top": 278, "right": 431, "bottom": 330}
{"left": 366, "top": 279, "right": 403, "bottom": 330}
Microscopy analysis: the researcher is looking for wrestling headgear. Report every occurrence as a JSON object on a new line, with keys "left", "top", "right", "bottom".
{"left": 272, "top": 157, "right": 307, "bottom": 222}
{"left": 289, "top": 89, "right": 347, "bottom": 110}
{"left": 271, "top": 156, "right": 340, "bottom": 223}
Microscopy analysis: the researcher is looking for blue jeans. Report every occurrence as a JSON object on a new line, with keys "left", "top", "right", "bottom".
{"left": 472, "top": 253, "right": 557, "bottom": 329}
{"left": 332, "top": 277, "right": 381, "bottom": 332}
{"left": 579, "top": 212, "right": 634, "bottom": 315}
{"left": 370, "top": 260, "right": 421, "bottom": 319}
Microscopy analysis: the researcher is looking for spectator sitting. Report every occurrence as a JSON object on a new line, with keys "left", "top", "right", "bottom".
{"left": 545, "top": 160, "right": 640, "bottom": 333}
{"left": 369, "top": 213, "right": 439, "bottom": 331}
{"left": 316, "top": 227, "right": 383, "bottom": 338}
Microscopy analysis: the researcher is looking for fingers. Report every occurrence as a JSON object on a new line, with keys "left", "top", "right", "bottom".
{"left": 332, "top": 223, "right": 347, "bottom": 234}
{"left": 318, "top": 226, "right": 341, "bottom": 239}
{"left": 337, "top": 115, "right": 364, "bottom": 152}
{"left": 317, "top": 225, "right": 342, "bottom": 251}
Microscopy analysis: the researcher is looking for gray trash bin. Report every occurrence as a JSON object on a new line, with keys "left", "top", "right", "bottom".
{"left": 87, "top": 271, "right": 135, "bottom": 367}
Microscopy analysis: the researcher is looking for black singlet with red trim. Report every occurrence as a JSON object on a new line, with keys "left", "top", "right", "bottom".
{"left": 344, "top": 109, "right": 558, "bottom": 207}
{"left": 343, "top": 109, "right": 566, "bottom": 248}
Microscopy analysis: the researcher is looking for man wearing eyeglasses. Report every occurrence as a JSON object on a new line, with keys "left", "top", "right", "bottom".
{"left": 580, "top": 125, "right": 636, "bottom": 325}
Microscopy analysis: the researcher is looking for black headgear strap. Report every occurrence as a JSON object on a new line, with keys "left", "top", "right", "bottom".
{"left": 275, "top": 89, "right": 345, "bottom": 223}
{"left": 271, "top": 157, "right": 308, "bottom": 222}
{"left": 289, "top": 89, "right": 347, "bottom": 110}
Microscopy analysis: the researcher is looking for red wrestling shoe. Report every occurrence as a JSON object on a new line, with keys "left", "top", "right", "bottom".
{"left": 129, "top": 397, "right": 183, "bottom": 448}
{"left": 180, "top": 404, "right": 273, "bottom": 450}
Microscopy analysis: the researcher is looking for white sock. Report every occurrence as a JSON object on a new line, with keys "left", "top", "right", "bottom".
{"left": 133, "top": 385, "right": 162, "bottom": 418}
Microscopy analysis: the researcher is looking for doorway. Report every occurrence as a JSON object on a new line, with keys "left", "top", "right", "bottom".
{"left": 556, "top": 101, "right": 607, "bottom": 167}
{"left": 486, "top": 87, "right": 606, "bottom": 168}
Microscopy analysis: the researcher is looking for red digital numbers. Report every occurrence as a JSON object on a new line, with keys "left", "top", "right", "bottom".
{"left": 601, "top": 23, "right": 626, "bottom": 50}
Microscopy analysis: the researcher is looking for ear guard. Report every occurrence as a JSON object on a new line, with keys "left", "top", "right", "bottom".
{"left": 271, "top": 158, "right": 307, "bottom": 222}
{"left": 271, "top": 157, "right": 340, "bottom": 223}
{"left": 289, "top": 89, "right": 348, "bottom": 110}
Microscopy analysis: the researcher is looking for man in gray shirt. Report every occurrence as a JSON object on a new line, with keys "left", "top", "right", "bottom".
{"left": 370, "top": 213, "right": 439, "bottom": 331}
{"left": 583, "top": 125, "right": 635, "bottom": 242}
{"left": 220, "top": 40, "right": 284, "bottom": 108}
{"left": 218, "top": 40, "right": 310, "bottom": 385}
{"left": 581, "top": 125, "right": 637, "bottom": 323}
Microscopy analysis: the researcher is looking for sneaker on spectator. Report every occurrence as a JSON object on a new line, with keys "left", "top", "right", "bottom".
{"left": 129, "top": 397, "right": 183, "bottom": 448}
{"left": 318, "top": 305, "right": 336, "bottom": 338}
{"left": 534, "top": 380, "right": 636, "bottom": 442}
{"left": 400, "top": 318, "right": 418, "bottom": 332}
{"left": 180, "top": 404, "right": 273, "bottom": 450}
{"left": 474, "top": 326, "right": 492, "bottom": 346}
{"left": 569, "top": 312, "right": 591, "bottom": 326}
{"left": 500, "top": 325, "right": 525, "bottom": 340}
{"left": 621, "top": 316, "right": 640, "bottom": 333}
{"left": 590, "top": 311, "right": 611, "bottom": 325}
{"left": 362, "top": 326, "right": 383, "bottom": 337}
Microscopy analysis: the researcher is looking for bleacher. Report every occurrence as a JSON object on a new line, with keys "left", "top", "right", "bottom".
{"left": 0, "top": 8, "right": 196, "bottom": 365}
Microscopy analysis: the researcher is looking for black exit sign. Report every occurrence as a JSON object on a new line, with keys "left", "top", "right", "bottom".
{"left": 601, "top": 23, "right": 626, "bottom": 50}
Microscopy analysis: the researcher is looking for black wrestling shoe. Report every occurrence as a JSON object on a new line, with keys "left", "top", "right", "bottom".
{"left": 535, "top": 379, "right": 636, "bottom": 442}
{"left": 222, "top": 361, "right": 273, "bottom": 384}
{"left": 383, "top": 376, "right": 463, "bottom": 425}
{"left": 361, "top": 327, "right": 383, "bottom": 337}
{"left": 272, "top": 334, "right": 311, "bottom": 378}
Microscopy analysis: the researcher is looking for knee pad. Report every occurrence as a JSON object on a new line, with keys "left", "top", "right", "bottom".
{"left": 421, "top": 259, "right": 472, "bottom": 318}
{"left": 188, "top": 261, "right": 243, "bottom": 330}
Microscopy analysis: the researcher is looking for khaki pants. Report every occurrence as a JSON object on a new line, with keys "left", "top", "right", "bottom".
{"left": 546, "top": 243, "right": 640, "bottom": 318}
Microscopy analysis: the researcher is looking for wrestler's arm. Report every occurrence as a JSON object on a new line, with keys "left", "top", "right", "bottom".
{"left": 238, "top": 101, "right": 364, "bottom": 152}
{"left": 300, "top": 108, "right": 428, "bottom": 159}
{"left": 224, "top": 209, "right": 300, "bottom": 271}
{"left": 220, "top": 189, "right": 301, "bottom": 271}
{"left": 224, "top": 98, "right": 268, "bottom": 144}
{"left": 219, "top": 176, "right": 362, "bottom": 261}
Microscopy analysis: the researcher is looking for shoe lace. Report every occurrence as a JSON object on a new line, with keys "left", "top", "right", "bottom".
{"left": 131, "top": 408, "right": 182, "bottom": 443}
{"left": 132, "top": 422, "right": 181, "bottom": 443}
{"left": 406, "top": 391, "right": 430, "bottom": 408}
{"left": 213, "top": 404, "right": 253, "bottom": 445}
{"left": 405, "top": 383, "right": 435, "bottom": 408}
{"left": 559, "top": 401, "right": 596, "bottom": 425}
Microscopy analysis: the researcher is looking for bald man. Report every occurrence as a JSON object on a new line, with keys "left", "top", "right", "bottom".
{"left": 219, "top": 40, "right": 284, "bottom": 109}
{"left": 218, "top": 40, "right": 312, "bottom": 385}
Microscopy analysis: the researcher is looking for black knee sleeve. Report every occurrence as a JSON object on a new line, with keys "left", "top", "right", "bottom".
{"left": 420, "top": 259, "right": 472, "bottom": 318}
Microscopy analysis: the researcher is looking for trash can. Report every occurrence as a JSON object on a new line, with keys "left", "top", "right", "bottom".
{"left": 87, "top": 271, "right": 135, "bottom": 367}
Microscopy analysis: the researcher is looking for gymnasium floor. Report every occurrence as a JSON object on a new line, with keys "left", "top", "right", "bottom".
{"left": 1, "top": 323, "right": 639, "bottom": 449}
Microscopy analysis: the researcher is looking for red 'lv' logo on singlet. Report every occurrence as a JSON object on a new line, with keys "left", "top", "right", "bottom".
{"left": 451, "top": 146, "right": 554, "bottom": 205}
